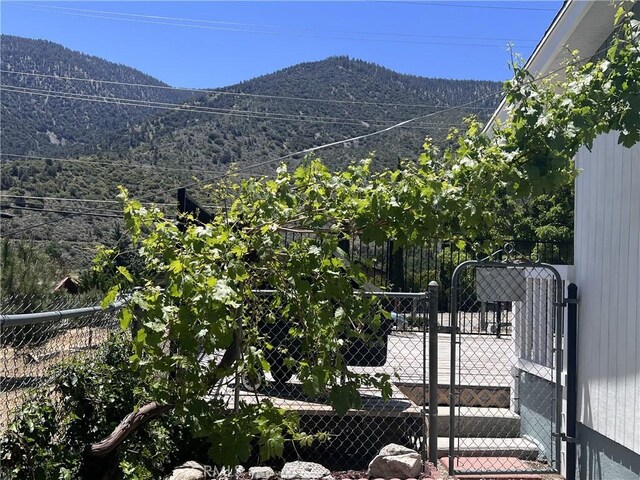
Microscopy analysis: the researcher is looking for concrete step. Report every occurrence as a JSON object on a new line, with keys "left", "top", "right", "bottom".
{"left": 434, "top": 406, "right": 520, "bottom": 438}
{"left": 436, "top": 436, "right": 538, "bottom": 460}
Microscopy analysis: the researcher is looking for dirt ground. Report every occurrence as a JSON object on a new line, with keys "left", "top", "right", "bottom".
{"left": 0, "top": 325, "right": 114, "bottom": 426}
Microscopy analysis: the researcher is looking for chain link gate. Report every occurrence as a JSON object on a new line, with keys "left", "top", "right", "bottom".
{"left": 447, "top": 245, "right": 565, "bottom": 476}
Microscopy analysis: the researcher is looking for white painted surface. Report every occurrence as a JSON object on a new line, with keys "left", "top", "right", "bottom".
{"left": 485, "top": 0, "right": 617, "bottom": 132}
{"left": 513, "top": 268, "right": 569, "bottom": 371}
{"left": 574, "top": 131, "right": 640, "bottom": 453}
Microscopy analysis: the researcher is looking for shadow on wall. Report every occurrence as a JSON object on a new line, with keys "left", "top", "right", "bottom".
{"left": 577, "top": 421, "right": 640, "bottom": 480}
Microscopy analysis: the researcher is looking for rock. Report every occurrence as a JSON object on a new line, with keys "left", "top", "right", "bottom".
{"left": 249, "top": 466, "right": 275, "bottom": 480}
{"left": 378, "top": 444, "right": 416, "bottom": 457}
{"left": 367, "top": 444, "right": 421, "bottom": 479}
{"left": 218, "top": 466, "right": 246, "bottom": 479}
{"left": 169, "top": 461, "right": 207, "bottom": 480}
{"left": 281, "top": 461, "right": 330, "bottom": 480}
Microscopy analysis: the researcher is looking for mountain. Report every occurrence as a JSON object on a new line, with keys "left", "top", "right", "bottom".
{"left": 0, "top": 35, "right": 194, "bottom": 156}
{"left": 0, "top": 38, "right": 504, "bottom": 268}
{"left": 116, "top": 56, "right": 503, "bottom": 174}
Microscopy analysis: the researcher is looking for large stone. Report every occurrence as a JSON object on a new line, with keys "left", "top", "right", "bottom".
{"left": 367, "top": 444, "right": 421, "bottom": 479}
{"left": 169, "top": 461, "right": 207, "bottom": 480}
{"left": 280, "top": 461, "right": 330, "bottom": 480}
{"left": 249, "top": 466, "right": 275, "bottom": 480}
{"left": 378, "top": 444, "right": 417, "bottom": 457}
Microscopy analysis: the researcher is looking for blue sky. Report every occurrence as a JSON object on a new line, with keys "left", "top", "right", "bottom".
{"left": 2, "top": 1, "right": 563, "bottom": 88}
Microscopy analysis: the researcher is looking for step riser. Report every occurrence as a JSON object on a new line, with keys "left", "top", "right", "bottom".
{"left": 436, "top": 439, "right": 539, "bottom": 461}
{"left": 434, "top": 416, "right": 520, "bottom": 438}
{"left": 397, "top": 383, "right": 511, "bottom": 408}
{"left": 436, "top": 447, "right": 538, "bottom": 460}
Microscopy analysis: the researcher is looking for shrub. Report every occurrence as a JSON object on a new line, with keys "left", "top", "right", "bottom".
{"left": 0, "top": 336, "right": 192, "bottom": 479}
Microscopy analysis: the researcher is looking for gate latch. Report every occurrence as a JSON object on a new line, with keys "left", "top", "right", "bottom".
{"left": 555, "top": 298, "right": 580, "bottom": 307}
{"left": 554, "top": 432, "right": 578, "bottom": 443}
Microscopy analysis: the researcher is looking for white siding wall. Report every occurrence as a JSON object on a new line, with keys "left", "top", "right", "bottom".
{"left": 574, "top": 131, "right": 640, "bottom": 453}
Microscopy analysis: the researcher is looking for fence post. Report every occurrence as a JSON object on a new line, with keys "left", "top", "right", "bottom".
{"left": 566, "top": 283, "right": 578, "bottom": 480}
{"left": 428, "top": 281, "right": 439, "bottom": 465}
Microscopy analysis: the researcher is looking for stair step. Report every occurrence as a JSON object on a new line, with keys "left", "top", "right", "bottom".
{"left": 434, "top": 406, "right": 520, "bottom": 438}
{"left": 396, "top": 382, "right": 510, "bottom": 408}
{"left": 436, "top": 437, "right": 538, "bottom": 460}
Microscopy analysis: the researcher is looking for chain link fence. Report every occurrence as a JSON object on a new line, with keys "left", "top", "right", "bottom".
{"left": 1, "top": 289, "right": 437, "bottom": 470}
{"left": 227, "top": 290, "right": 434, "bottom": 470}
{"left": 0, "top": 295, "right": 122, "bottom": 426}
{"left": 446, "top": 259, "right": 564, "bottom": 476}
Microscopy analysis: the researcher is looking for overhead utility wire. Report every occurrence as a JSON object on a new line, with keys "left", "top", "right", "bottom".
{"left": 6, "top": 46, "right": 595, "bottom": 238}
{"left": 0, "top": 85, "right": 466, "bottom": 130}
{"left": 0, "top": 85, "right": 375, "bottom": 125}
{"left": 16, "top": 4, "right": 536, "bottom": 49}
{"left": 17, "top": 3, "right": 539, "bottom": 42}
{"left": 0, "top": 194, "right": 222, "bottom": 209}
{"left": 1, "top": 237, "right": 110, "bottom": 245}
{"left": 0, "top": 153, "right": 268, "bottom": 176}
{"left": 3, "top": 205, "right": 123, "bottom": 219}
{"left": 382, "top": 1, "right": 558, "bottom": 12}
{"left": 3, "top": 93, "right": 493, "bottom": 237}
{"left": 0, "top": 70, "right": 497, "bottom": 111}
{"left": 1, "top": 194, "right": 170, "bottom": 206}
{"left": 146, "top": 94, "right": 506, "bottom": 200}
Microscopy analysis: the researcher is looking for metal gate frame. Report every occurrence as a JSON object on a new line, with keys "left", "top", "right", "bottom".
{"left": 447, "top": 245, "right": 565, "bottom": 476}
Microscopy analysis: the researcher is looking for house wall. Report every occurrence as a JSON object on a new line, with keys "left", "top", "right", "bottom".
{"left": 574, "top": 131, "right": 640, "bottom": 454}
{"left": 577, "top": 423, "right": 640, "bottom": 480}
{"left": 519, "top": 371, "right": 555, "bottom": 463}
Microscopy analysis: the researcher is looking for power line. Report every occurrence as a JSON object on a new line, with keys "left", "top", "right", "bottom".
{"left": 1, "top": 194, "right": 121, "bottom": 204}
{"left": 0, "top": 194, "right": 224, "bottom": 209}
{"left": 147, "top": 91, "right": 506, "bottom": 201}
{"left": 382, "top": 1, "right": 558, "bottom": 12}
{"left": 1, "top": 237, "right": 107, "bottom": 245}
{"left": 0, "top": 85, "right": 376, "bottom": 126}
{"left": 0, "top": 85, "right": 469, "bottom": 130}
{"left": 3, "top": 91, "right": 494, "bottom": 237}
{"left": 3, "top": 205, "right": 123, "bottom": 219}
{"left": 14, "top": 3, "right": 537, "bottom": 49}
{"left": 15, "top": 3, "right": 540, "bottom": 42}
{"left": 1, "top": 153, "right": 275, "bottom": 176}
{"left": 0, "top": 70, "right": 498, "bottom": 111}
{"left": 1, "top": 194, "right": 172, "bottom": 207}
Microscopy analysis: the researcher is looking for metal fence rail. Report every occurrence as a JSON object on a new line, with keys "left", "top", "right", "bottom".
{"left": 0, "top": 296, "right": 123, "bottom": 426}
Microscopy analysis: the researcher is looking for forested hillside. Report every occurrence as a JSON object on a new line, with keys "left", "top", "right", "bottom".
{"left": 118, "top": 56, "right": 503, "bottom": 174}
{"left": 0, "top": 35, "right": 193, "bottom": 156}
{"left": 1, "top": 38, "right": 505, "bottom": 268}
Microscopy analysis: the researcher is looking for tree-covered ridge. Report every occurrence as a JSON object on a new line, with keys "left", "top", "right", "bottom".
{"left": 0, "top": 35, "right": 194, "bottom": 156}
{"left": 1, "top": 46, "right": 502, "bottom": 264}
{"left": 119, "top": 56, "right": 503, "bottom": 173}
